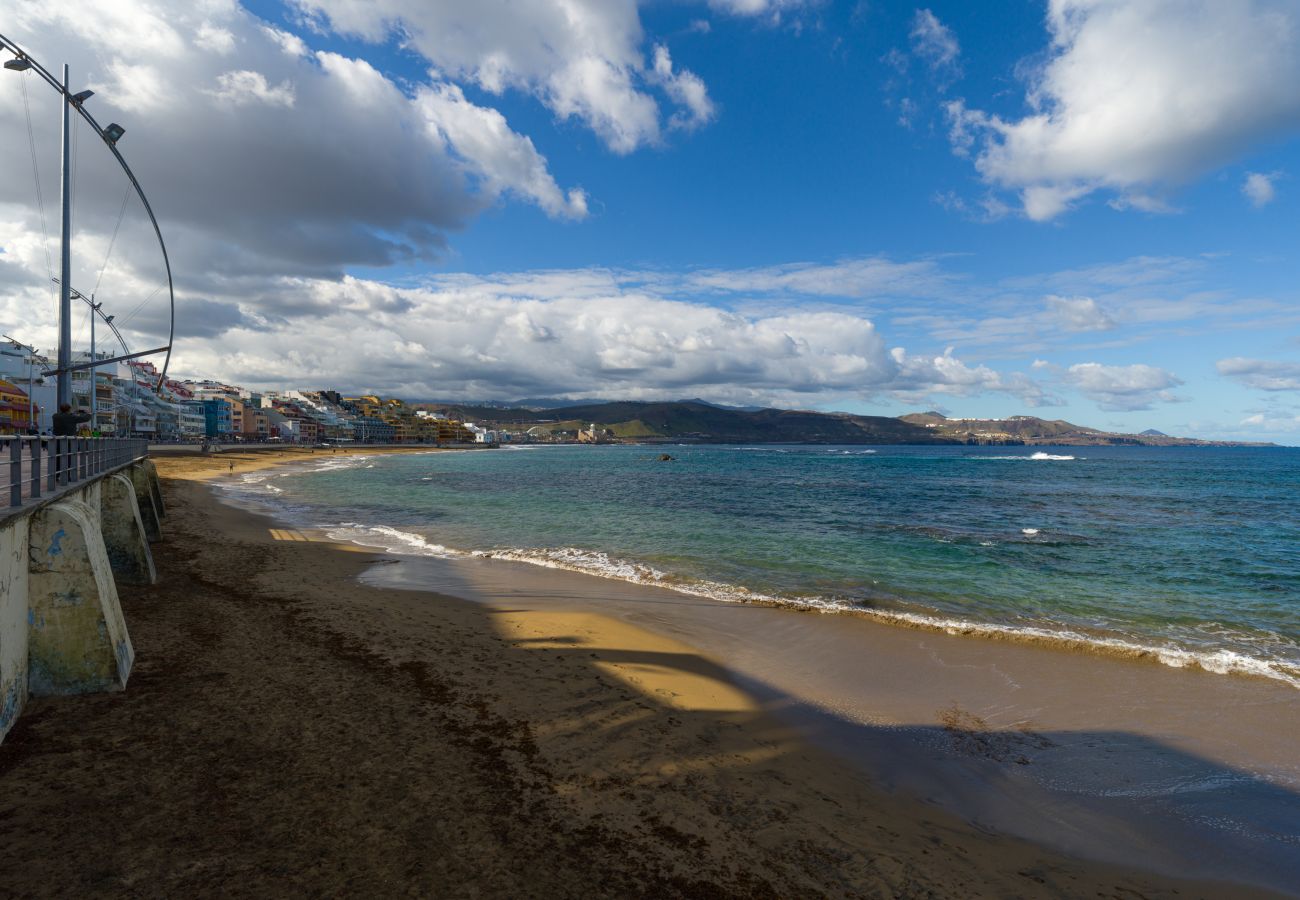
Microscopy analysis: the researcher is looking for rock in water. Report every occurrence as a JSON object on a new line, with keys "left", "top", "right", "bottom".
{"left": 657, "top": 453, "right": 675, "bottom": 461}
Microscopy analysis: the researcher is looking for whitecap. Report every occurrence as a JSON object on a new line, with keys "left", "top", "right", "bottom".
{"left": 975, "top": 453, "right": 1076, "bottom": 461}
{"left": 326, "top": 523, "right": 462, "bottom": 559}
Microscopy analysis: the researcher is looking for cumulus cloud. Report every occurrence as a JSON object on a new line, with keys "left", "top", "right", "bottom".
{"left": 891, "top": 348, "right": 1057, "bottom": 406}
{"left": 1240, "top": 412, "right": 1300, "bottom": 432}
{"left": 131, "top": 265, "right": 1042, "bottom": 407}
{"left": 194, "top": 22, "right": 236, "bottom": 55}
{"left": 1063, "top": 362, "right": 1183, "bottom": 411}
{"left": 1044, "top": 295, "right": 1114, "bottom": 332}
{"left": 292, "top": 0, "right": 714, "bottom": 153}
{"left": 415, "top": 82, "right": 589, "bottom": 219}
{"left": 1242, "top": 171, "right": 1280, "bottom": 207}
{"left": 206, "top": 69, "right": 296, "bottom": 107}
{"left": 651, "top": 45, "right": 715, "bottom": 130}
{"left": 946, "top": 0, "right": 1300, "bottom": 219}
{"left": 1217, "top": 357, "right": 1300, "bottom": 391}
{"left": 1, "top": 1, "right": 587, "bottom": 289}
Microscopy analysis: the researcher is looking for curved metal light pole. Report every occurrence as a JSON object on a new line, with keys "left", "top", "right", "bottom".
{"left": 0, "top": 33, "right": 175, "bottom": 394}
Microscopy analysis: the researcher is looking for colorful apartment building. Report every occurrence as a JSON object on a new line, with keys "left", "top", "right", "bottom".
{"left": 0, "top": 379, "right": 32, "bottom": 433}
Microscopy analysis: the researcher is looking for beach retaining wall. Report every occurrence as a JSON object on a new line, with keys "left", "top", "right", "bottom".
{"left": 0, "top": 461, "right": 161, "bottom": 745}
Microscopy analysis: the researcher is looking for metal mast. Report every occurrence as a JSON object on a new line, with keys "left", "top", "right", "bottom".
{"left": 57, "top": 63, "right": 71, "bottom": 409}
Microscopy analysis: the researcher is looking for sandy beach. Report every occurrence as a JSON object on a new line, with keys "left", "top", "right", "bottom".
{"left": 0, "top": 448, "right": 1286, "bottom": 898}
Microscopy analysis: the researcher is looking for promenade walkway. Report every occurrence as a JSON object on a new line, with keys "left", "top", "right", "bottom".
{"left": 3, "top": 436, "right": 149, "bottom": 514}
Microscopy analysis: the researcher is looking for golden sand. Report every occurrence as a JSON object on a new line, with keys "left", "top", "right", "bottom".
{"left": 0, "top": 448, "right": 1272, "bottom": 897}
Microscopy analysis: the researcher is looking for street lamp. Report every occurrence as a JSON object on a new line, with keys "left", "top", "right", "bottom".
{"left": 0, "top": 34, "right": 175, "bottom": 398}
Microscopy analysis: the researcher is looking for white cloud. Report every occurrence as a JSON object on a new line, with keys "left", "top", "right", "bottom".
{"left": 194, "top": 23, "right": 236, "bottom": 55}
{"left": 1240, "top": 412, "right": 1300, "bottom": 432}
{"left": 291, "top": 0, "right": 719, "bottom": 153}
{"left": 946, "top": 0, "right": 1300, "bottom": 219}
{"left": 263, "top": 25, "right": 309, "bottom": 57}
{"left": 133, "top": 264, "right": 1042, "bottom": 407}
{"left": 1217, "top": 357, "right": 1300, "bottom": 391}
{"left": 910, "top": 9, "right": 961, "bottom": 82}
{"left": 892, "top": 348, "right": 1057, "bottom": 406}
{"left": 897, "top": 97, "right": 918, "bottom": 129}
{"left": 416, "top": 82, "right": 588, "bottom": 219}
{"left": 91, "top": 59, "right": 173, "bottom": 113}
{"left": 651, "top": 45, "right": 715, "bottom": 130}
{"left": 1064, "top": 362, "right": 1183, "bottom": 411}
{"left": 1242, "top": 171, "right": 1280, "bottom": 207}
{"left": 681, "top": 257, "right": 952, "bottom": 299}
{"left": 206, "top": 69, "right": 296, "bottom": 107}
{"left": 0, "top": 0, "right": 586, "bottom": 288}
{"left": 1044, "top": 295, "right": 1114, "bottom": 332}
{"left": 706, "top": 0, "right": 819, "bottom": 19}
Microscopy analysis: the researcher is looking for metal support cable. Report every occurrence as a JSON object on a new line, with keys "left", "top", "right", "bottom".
{"left": 94, "top": 182, "right": 132, "bottom": 298}
{"left": 19, "top": 71, "right": 56, "bottom": 303}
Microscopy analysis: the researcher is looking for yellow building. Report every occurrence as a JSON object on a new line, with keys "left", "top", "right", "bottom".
{"left": 0, "top": 380, "right": 32, "bottom": 433}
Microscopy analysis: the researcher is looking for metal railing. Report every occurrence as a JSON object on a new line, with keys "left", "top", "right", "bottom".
{"left": 3, "top": 436, "right": 148, "bottom": 509}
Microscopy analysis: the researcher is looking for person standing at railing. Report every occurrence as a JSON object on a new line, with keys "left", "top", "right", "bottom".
{"left": 52, "top": 404, "right": 90, "bottom": 436}
{"left": 50, "top": 404, "right": 90, "bottom": 485}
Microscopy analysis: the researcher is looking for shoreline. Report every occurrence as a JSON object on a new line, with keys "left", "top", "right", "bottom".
{"left": 358, "top": 536, "right": 1300, "bottom": 893}
{"left": 223, "top": 444, "right": 1300, "bottom": 695}
{"left": 213, "top": 450, "right": 1299, "bottom": 890}
{"left": 436, "top": 543, "right": 1300, "bottom": 691}
{"left": 0, "top": 446, "right": 1284, "bottom": 896}
{"left": 225, "top": 448, "right": 1300, "bottom": 892}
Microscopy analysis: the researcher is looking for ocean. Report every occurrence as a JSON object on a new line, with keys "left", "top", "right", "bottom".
{"left": 226, "top": 443, "right": 1300, "bottom": 690}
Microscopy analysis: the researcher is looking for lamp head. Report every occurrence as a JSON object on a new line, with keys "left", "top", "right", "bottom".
{"left": 3, "top": 58, "right": 32, "bottom": 72}
{"left": 71, "top": 89, "right": 94, "bottom": 104}
{"left": 103, "top": 122, "right": 125, "bottom": 144}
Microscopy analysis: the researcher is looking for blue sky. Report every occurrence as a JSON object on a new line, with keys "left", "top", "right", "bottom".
{"left": 2, "top": 1, "right": 1298, "bottom": 440}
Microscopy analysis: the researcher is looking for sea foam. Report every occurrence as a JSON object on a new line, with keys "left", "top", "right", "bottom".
{"left": 381, "top": 539, "right": 1300, "bottom": 692}
{"left": 327, "top": 523, "right": 462, "bottom": 558}
{"left": 977, "top": 452, "right": 1078, "bottom": 461}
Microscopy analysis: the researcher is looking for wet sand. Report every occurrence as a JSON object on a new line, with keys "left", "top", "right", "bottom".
{"left": 0, "top": 448, "right": 1288, "bottom": 897}
{"left": 367, "top": 551, "right": 1300, "bottom": 892}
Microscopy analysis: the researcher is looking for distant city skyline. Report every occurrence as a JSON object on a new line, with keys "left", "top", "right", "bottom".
{"left": 1, "top": 1, "right": 1297, "bottom": 442}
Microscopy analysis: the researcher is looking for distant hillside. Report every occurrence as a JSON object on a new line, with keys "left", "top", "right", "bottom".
{"left": 422, "top": 400, "right": 946, "bottom": 444}
{"left": 899, "top": 413, "right": 1270, "bottom": 447}
{"left": 412, "top": 400, "right": 1273, "bottom": 446}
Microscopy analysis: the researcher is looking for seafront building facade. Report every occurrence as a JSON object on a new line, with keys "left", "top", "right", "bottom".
{"left": 0, "top": 379, "right": 34, "bottom": 433}
{"left": 1, "top": 338, "right": 489, "bottom": 444}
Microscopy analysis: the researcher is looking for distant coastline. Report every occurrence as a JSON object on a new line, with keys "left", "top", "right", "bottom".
{"left": 409, "top": 399, "right": 1278, "bottom": 447}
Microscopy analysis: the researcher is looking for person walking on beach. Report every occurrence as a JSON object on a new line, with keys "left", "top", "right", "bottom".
{"left": 228, "top": 461, "right": 235, "bottom": 476}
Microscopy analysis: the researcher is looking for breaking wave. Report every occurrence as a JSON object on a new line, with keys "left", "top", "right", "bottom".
{"left": 327, "top": 523, "right": 463, "bottom": 559}
{"left": 977, "top": 452, "right": 1079, "bottom": 461}
{"left": 335, "top": 528, "right": 1300, "bottom": 692}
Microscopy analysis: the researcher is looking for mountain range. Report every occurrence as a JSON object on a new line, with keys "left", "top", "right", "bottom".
{"left": 411, "top": 400, "right": 1272, "bottom": 447}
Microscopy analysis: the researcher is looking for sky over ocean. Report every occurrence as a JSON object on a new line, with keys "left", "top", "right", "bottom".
{"left": 1, "top": 1, "right": 1298, "bottom": 441}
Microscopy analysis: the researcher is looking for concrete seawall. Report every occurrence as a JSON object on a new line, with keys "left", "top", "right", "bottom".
{"left": 0, "top": 460, "right": 161, "bottom": 744}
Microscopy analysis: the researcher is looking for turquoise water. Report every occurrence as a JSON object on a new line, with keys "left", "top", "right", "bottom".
{"left": 230, "top": 444, "right": 1300, "bottom": 687}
